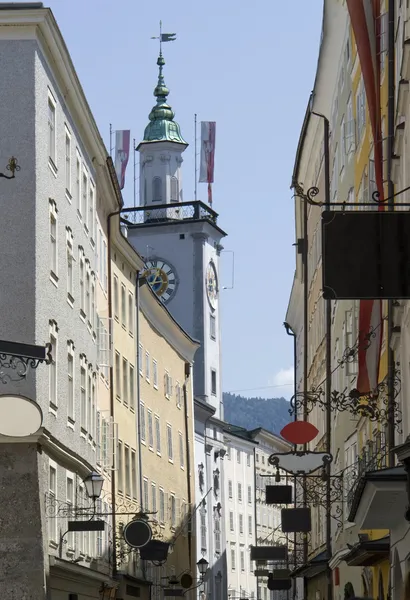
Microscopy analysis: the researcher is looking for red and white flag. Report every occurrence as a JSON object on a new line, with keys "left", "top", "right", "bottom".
{"left": 114, "top": 130, "right": 131, "bottom": 190}
{"left": 346, "top": 0, "right": 384, "bottom": 394}
{"left": 199, "top": 121, "right": 216, "bottom": 206}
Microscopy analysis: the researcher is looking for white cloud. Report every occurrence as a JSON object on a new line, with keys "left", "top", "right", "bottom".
{"left": 269, "top": 367, "right": 294, "bottom": 398}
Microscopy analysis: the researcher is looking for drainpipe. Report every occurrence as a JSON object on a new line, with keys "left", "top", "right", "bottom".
{"left": 387, "top": 0, "right": 396, "bottom": 468}
{"left": 183, "top": 361, "right": 194, "bottom": 569}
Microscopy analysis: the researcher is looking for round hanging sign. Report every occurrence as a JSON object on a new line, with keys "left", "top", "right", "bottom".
{"left": 0, "top": 395, "right": 43, "bottom": 437}
{"left": 181, "top": 573, "right": 193, "bottom": 589}
{"left": 280, "top": 421, "right": 319, "bottom": 445}
{"left": 123, "top": 519, "right": 152, "bottom": 549}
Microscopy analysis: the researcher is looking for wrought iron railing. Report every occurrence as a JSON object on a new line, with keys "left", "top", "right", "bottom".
{"left": 122, "top": 200, "right": 219, "bottom": 227}
{"left": 346, "top": 431, "right": 389, "bottom": 514}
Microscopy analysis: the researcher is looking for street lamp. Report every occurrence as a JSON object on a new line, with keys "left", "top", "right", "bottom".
{"left": 197, "top": 558, "right": 209, "bottom": 581}
{"left": 83, "top": 471, "right": 104, "bottom": 501}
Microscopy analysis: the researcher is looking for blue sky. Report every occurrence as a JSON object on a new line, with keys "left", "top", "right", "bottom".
{"left": 48, "top": 0, "right": 323, "bottom": 399}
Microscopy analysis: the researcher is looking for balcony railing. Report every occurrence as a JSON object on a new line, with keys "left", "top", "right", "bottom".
{"left": 346, "top": 432, "right": 388, "bottom": 514}
{"left": 122, "top": 200, "right": 219, "bottom": 228}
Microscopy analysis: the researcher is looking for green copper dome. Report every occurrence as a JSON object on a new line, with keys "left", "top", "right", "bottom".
{"left": 141, "top": 53, "right": 187, "bottom": 145}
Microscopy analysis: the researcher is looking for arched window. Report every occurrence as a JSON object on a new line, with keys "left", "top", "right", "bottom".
{"left": 170, "top": 176, "right": 179, "bottom": 202}
{"left": 152, "top": 177, "right": 162, "bottom": 202}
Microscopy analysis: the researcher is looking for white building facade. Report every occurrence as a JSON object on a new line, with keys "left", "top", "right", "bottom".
{"left": 0, "top": 4, "right": 118, "bottom": 599}
{"left": 224, "top": 427, "right": 257, "bottom": 600}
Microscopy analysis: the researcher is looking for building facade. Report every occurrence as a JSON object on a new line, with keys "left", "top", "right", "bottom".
{"left": 224, "top": 427, "right": 257, "bottom": 600}
{"left": 0, "top": 4, "right": 119, "bottom": 597}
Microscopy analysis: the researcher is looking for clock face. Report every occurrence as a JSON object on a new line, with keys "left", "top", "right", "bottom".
{"left": 206, "top": 261, "right": 218, "bottom": 309}
{"left": 144, "top": 259, "right": 178, "bottom": 305}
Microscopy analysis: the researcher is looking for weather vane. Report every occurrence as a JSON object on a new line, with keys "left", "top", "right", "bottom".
{"left": 151, "top": 20, "right": 177, "bottom": 54}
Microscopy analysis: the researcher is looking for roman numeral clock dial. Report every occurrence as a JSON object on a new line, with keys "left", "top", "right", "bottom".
{"left": 143, "top": 259, "right": 178, "bottom": 305}
{"left": 206, "top": 261, "right": 218, "bottom": 310}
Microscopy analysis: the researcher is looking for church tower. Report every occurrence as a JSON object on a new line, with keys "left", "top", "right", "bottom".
{"left": 128, "top": 50, "right": 227, "bottom": 420}
{"left": 127, "top": 49, "right": 229, "bottom": 600}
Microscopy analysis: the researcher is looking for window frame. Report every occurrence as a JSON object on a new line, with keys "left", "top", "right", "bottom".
{"left": 49, "top": 200, "right": 58, "bottom": 284}
{"left": 65, "top": 126, "right": 72, "bottom": 199}
{"left": 48, "top": 91, "right": 57, "bottom": 171}
{"left": 67, "top": 341, "right": 75, "bottom": 426}
{"left": 49, "top": 322, "right": 58, "bottom": 413}
{"left": 167, "top": 423, "right": 173, "bottom": 462}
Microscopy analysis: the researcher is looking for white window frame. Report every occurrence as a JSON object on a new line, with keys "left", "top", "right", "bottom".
{"left": 121, "top": 284, "right": 127, "bottom": 329}
{"left": 175, "top": 381, "right": 182, "bottom": 409}
{"left": 129, "top": 363, "right": 135, "bottom": 412}
{"left": 66, "top": 227, "right": 74, "bottom": 304}
{"left": 128, "top": 291, "right": 134, "bottom": 335}
{"left": 65, "top": 126, "right": 71, "bottom": 198}
{"left": 49, "top": 199, "right": 58, "bottom": 284}
{"left": 76, "top": 151, "right": 81, "bottom": 216}
{"left": 211, "top": 368, "right": 217, "bottom": 395}
{"left": 124, "top": 444, "right": 131, "bottom": 497}
{"left": 237, "top": 482, "right": 242, "bottom": 502}
{"left": 210, "top": 313, "right": 216, "bottom": 340}
{"left": 79, "top": 248, "right": 85, "bottom": 317}
{"left": 159, "top": 488, "right": 165, "bottom": 523}
{"left": 131, "top": 449, "right": 137, "bottom": 499}
{"left": 140, "top": 402, "right": 146, "bottom": 443}
{"left": 164, "top": 370, "right": 172, "bottom": 399}
{"left": 179, "top": 431, "right": 184, "bottom": 469}
{"left": 48, "top": 90, "right": 57, "bottom": 171}
{"left": 117, "top": 440, "right": 123, "bottom": 493}
{"left": 148, "top": 409, "right": 154, "bottom": 449}
{"left": 155, "top": 414, "right": 161, "bottom": 455}
{"left": 82, "top": 168, "right": 89, "bottom": 231}
{"left": 66, "top": 472, "right": 75, "bottom": 550}
{"left": 145, "top": 351, "right": 150, "bottom": 382}
{"left": 89, "top": 181, "right": 95, "bottom": 243}
{"left": 167, "top": 423, "right": 173, "bottom": 462}
{"left": 49, "top": 321, "right": 58, "bottom": 413}
{"left": 113, "top": 275, "right": 119, "bottom": 320}
{"left": 153, "top": 359, "right": 158, "bottom": 389}
{"left": 138, "top": 343, "right": 143, "bottom": 374}
{"left": 67, "top": 341, "right": 75, "bottom": 426}
{"left": 48, "top": 460, "right": 58, "bottom": 545}
{"left": 115, "top": 351, "right": 121, "bottom": 399}
{"left": 122, "top": 357, "right": 128, "bottom": 407}
{"left": 80, "top": 354, "right": 87, "bottom": 435}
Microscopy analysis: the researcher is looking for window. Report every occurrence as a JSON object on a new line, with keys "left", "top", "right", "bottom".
{"left": 122, "top": 358, "right": 128, "bottom": 406}
{"left": 380, "top": 11, "right": 388, "bottom": 73}
{"left": 155, "top": 415, "right": 161, "bottom": 454}
{"left": 128, "top": 292, "right": 134, "bottom": 334}
{"left": 227, "top": 447, "right": 231, "bottom": 460}
{"left": 231, "top": 547, "right": 236, "bottom": 571}
{"left": 153, "top": 360, "right": 158, "bottom": 388}
{"left": 48, "top": 94, "right": 56, "bottom": 165}
{"left": 340, "top": 116, "right": 346, "bottom": 175}
{"left": 164, "top": 371, "right": 172, "bottom": 398}
{"left": 129, "top": 364, "right": 135, "bottom": 411}
{"left": 91, "top": 277, "right": 96, "bottom": 331}
{"left": 200, "top": 509, "right": 207, "bottom": 550}
{"left": 238, "top": 483, "right": 242, "bottom": 502}
{"left": 211, "top": 369, "right": 217, "bottom": 395}
{"left": 143, "top": 478, "right": 149, "bottom": 510}
{"left": 247, "top": 454, "right": 251, "bottom": 467}
{"left": 67, "top": 343, "right": 74, "bottom": 423}
{"left": 256, "top": 453, "right": 259, "bottom": 462}
{"left": 215, "top": 518, "right": 221, "bottom": 554}
{"left": 76, "top": 154, "right": 81, "bottom": 214}
{"left": 240, "top": 550, "right": 245, "bottom": 572}
{"left": 66, "top": 229, "right": 74, "bottom": 302}
{"left": 148, "top": 410, "right": 154, "bottom": 448}
{"left": 210, "top": 314, "right": 216, "bottom": 340}
{"left": 262, "top": 455, "right": 265, "bottom": 465}
{"left": 103, "top": 240, "right": 107, "bottom": 291}
{"left": 138, "top": 343, "right": 143, "bottom": 374}
{"left": 237, "top": 450, "right": 241, "bottom": 464}
{"left": 115, "top": 352, "right": 121, "bottom": 399}
{"left": 66, "top": 475, "right": 74, "bottom": 549}
{"left": 85, "top": 268, "right": 91, "bottom": 321}
{"left": 159, "top": 488, "right": 165, "bottom": 523}
{"left": 49, "top": 330, "right": 57, "bottom": 411}
{"left": 121, "top": 284, "right": 126, "bottom": 328}
{"left": 153, "top": 177, "right": 162, "bottom": 202}
{"left": 230, "top": 511, "right": 234, "bottom": 531}
{"left": 248, "top": 515, "right": 252, "bottom": 536}
{"left": 179, "top": 432, "right": 184, "bottom": 468}
{"left": 345, "top": 94, "right": 355, "bottom": 156}
{"left": 131, "top": 450, "right": 137, "bottom": 499}
{"left": 65, "top": 130, "right": 71, "bottom": 195}
{"left": 79, "top": 250, "right": 85, "bottom": 315}
{"left": 117, "top": 441, "right": 123, "bottom": 492}
{"left": 356, "top": 76, "right": 366, "bottom": 142}
{"left": 87, "top": 369, "right": 92, "bottom": 436}
{"left": 228, "top": 480, "right": 233, "bottom": 499}
{"left": 82, "top": 171, "right": 88, "bottom": 225}
{"left": 151, "top": 482, "right": 157, "bottom": 513}
{"left": 49, "top": 201, "right": 58, "bottom": 280}
{"left": 89, "top": 183, "right": 95, "bottom": 241}
{"left": 49, "top": 463, "right": 57, "bottom": 543}
{"left": 239, "top": 513, "right": 244, "bottom": 534}
{"left": 145, "top": 351, "right": 150, "bottom": 381}
{"left": 248, "top": 485, "right": 252, "bottom": 504}
{"left": 170, "top": 176, "right": 179, "bottom": 202}
{"left": 167, "top": 424, "right": 173, "bottom": 461}
{"left": 124, "top": 445, "right": 131, "bottom": 496}
{"left": 170, "top": 494, "right": 176, "bottom": 527}
{"left": 140, "top": 402, "right": 146, "bottom": 443}
{"left": 175, "top": 382, "right": 182, "bottom": 408}
{"left": 80, "top": 358, "right": 86, "bottom": 432}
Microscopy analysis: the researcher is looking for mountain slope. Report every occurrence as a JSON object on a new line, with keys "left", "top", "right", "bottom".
{"left": 223, "top": 392, "right": 291, "bottom": 435}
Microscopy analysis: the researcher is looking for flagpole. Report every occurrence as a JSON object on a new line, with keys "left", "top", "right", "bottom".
{"left": 159, "top": 20, "right": 162, "bottom": 54}
{"left": 133, "top": 138, "right": 137, "bottom": 221}
{"left": 194, "top": 114, "right": 198, "bottom": 201}
{"left": 109, "top": 123, "right": 113, "bottom": 158}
